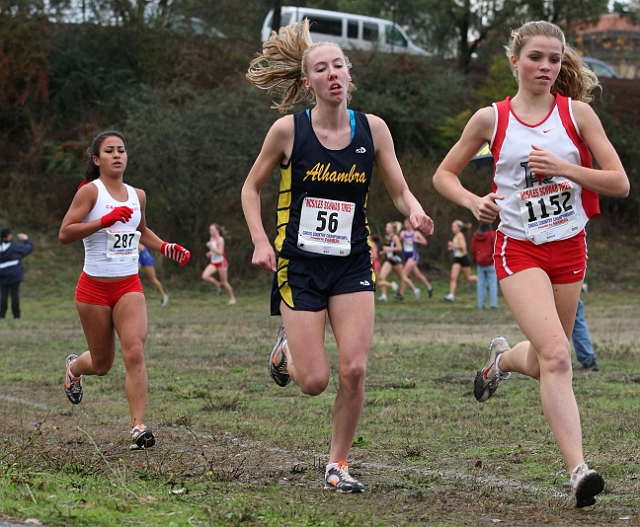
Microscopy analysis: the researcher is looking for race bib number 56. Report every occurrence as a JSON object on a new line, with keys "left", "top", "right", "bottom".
{"left": 298, "top": 197, "right": 355, "bottom": 256}
{"left": 106, "top": 229, "right": 141, "bottom": 262}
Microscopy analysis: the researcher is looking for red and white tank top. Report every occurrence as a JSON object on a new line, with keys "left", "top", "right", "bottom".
{"left": 82, "top": 179, "right": 142, "bottom": 277}
{"left": 490, "top": 94, "right": 599, "bottom": 244}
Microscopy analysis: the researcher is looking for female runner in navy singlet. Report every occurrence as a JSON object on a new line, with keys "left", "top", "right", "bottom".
{"left": 59, "top": 131, "right": 191, "bottom": 450}
{"left": 241, "top": 20, "right": 434, "bottom": 493}
{"left": 433, "top": 21, "right": 628, "bottom": 508}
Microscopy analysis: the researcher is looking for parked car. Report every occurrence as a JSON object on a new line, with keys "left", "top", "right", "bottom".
{"left": 581, "top": 57, "right": 619, "bottom": 78}
{"left": 261, "top": 6, "right": 429, "bottom": 56}
{"left": 167, "top": 15, "right": 226, "bottom": 38}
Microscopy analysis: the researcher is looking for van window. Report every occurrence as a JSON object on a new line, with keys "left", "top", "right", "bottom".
{"left": 308, "top": 15, "right": 342, "bottom": 36}
{"left": 281, "top": 13, "right": 292, "bottom": 26}
{"left": 347, "top": 20, "right": 358, "bottom": 39}
{"left": 363, "top": 22, "right": 378, "bottom": 42}
{"left": 385, "top": 26, "right": 408, "bottom": 48}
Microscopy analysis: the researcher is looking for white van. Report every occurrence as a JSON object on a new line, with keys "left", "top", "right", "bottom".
{"left": 261, "top": 6, "right": 429, "bottom": 56}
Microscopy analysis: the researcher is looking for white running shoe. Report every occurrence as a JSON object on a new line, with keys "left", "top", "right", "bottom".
{"left": 571, "top": 463, "right": 604, "bottom": 508}
{"left": 161, "top": 295, "right": 169, "bottom": 307}
{"left": 324, "top": 461, "right": 365, "bottom": 493}
{"left": 228, "top": 298, "right": 236, "bottom": 305}
{"left": 413, "top": 288, "right": 421, "bottom": 299}
{"left": 444, "top": 293, "right": 454, "bottom": 302}
{"left": 473, "top": 336, "right": 511, "bottom": 402}
{"left": 377, "top": 294, "right": 387, "bottom": 302}
{"left": 390, "top": 281, "right": 399, "bottom": 293}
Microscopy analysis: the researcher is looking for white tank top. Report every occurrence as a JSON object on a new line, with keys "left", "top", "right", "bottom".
{"left": 82, "top": 179, "right": 142, "bottom": 277}
{"left": 209, "top": 238, "right": 224, "bottom": 264}
{"left": 490, "top": 95, "right": 597, "bottom": 244}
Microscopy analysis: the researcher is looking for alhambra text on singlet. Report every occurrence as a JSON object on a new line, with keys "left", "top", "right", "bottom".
{"left": 303, "top": 163, "right": 367, "bottom": 184}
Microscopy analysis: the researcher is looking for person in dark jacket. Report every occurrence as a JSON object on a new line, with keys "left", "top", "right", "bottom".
{"left": 470, "top": 223, "right": 498, "bottom": 310}
{"left": 0, "top": 228, "right": 34, "bottom": 319}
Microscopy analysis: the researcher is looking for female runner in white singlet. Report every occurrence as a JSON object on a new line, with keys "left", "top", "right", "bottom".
{"left": 433, "top": 21, "right": 628, "bottom": 508}
{"left": 59, "top": 130, "right": 191, "bottom": 450}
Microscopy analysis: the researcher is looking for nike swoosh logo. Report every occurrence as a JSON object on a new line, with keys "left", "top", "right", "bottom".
{"left": 355, "top": 147, "right": 366, "bottom": 153}
{"left": 543, "top": 128, "right": 554, "bottom": 133}
{"left": 573, "top": 270, "right": 583, "bottom": 274}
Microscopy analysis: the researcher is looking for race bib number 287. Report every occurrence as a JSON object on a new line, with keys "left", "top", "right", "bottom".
{"left": 106, "top": 229, "right": 141, "bottom": 261}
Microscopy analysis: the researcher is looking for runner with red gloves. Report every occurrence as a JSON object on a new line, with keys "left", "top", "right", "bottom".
{"left": 59, "top": 130, "right": 190, "bottom": 450}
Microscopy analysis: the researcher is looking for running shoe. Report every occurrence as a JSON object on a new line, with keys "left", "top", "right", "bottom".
{"left": 65, "top": 354, "right": 83, "bottom": 405}
{"left": 393, "top": 293, "right": 404, "bottom": 301}
{"left": 428, "top": 287, "right": 434, "bottom": 298}
{"left": 269, "top": 325, "right": 290, "bottom": 387}
{"left": 130, "top": 424, "right": 156, "bottom": 450}
{"left": 571, "top": 463, "right": 604, "bottom": 508}
{"left": 473, "top": 336, "right": 511, "bottom": 402}
{"left": 324, "top": 461, "right": 365, "bottom": 493}
{"left": 390, "top": 281, "right": 399, "bottom": 293}
{"left": 413, "top": 288, "right": 421, "bottom": 300}
{"left": 161, "top": 295, "right": 169, "bottom": 307}
{"left": 377, "top": 294, "right": 387, "bottom": 302}
{"left": 444, "top": 293, "right": 454, "bottom": 302}
{"left": 228, "top": 298, "right": 237, "bottom": 305}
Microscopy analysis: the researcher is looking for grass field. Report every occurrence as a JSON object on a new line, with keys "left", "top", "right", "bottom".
{"left": 1, "top": 244, "right": 639, "bottom": 526}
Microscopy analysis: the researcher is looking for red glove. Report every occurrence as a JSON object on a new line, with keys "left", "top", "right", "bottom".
{"left": 101, "top": 206, "right": 133, "bottom": 228}
{"left": 161, "top": 242, "right": 191, "bottom": 267}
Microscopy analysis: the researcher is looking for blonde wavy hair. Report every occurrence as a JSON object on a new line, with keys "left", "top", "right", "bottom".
{"left": 506, "top": 20, "right": 600, "bottom": 103}
{"left": 246, "top": 19, "right": 356, "bottom": 112}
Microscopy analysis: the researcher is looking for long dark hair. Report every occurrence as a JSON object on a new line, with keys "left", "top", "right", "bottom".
{"left": 78, "top": 130, "right": 127, "bottom": 188}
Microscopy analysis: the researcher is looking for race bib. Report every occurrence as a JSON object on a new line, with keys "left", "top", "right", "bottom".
{"left": 297, "top": 197, "right": 355, "bottom": 256}
{"left": 106, "top": 230, "right": 141, "bottom": 262}
{"left": 519, "top": 181, "right": 581, "bottom": 245}
{"left": 402, "top": 236, "right": 413, "bottom": 252}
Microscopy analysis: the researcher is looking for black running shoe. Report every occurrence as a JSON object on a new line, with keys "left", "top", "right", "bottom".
{"left": 324, "top": 461, "right": 365, "bottom": 493}
{"left": 65, "top": 354, "right": 83, "bottom": 405}
{"left": 130, "top": 425, "right": 156, "bottom": 450}
{"left": 269, "top": 325, "right": 290, "bottom": 387}
{"left": 571, "top": 463, "right": 604, "bottom": 508}
{"left": 473, "top": 337, "right": 511, "bottom": 402}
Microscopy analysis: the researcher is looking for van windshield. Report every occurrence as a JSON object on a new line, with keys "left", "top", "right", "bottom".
{"left": 386, "top": 26, "right": 408, "bottom": 47}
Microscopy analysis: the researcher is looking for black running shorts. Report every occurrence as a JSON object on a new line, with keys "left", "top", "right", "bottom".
{"left": 270, "top": 251, "right": 376, "bottom": 315}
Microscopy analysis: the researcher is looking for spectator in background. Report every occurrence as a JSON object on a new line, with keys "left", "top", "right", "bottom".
{"left": 572, "top": 297, "right": 599, "bottom": 371}
{"left": 470, "top": 223, "right": 498, "bottom": 310}
{"left": 0, "top": 228, "right": 34, "bottom": 319}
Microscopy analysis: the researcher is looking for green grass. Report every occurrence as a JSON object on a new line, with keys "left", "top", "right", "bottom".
{"left": 1, "top": 233, "right": 639, "bottom": 525}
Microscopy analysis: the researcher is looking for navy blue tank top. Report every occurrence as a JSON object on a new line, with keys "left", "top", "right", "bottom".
{"left": 274, "top": 110, "right": 375, "bottom": 259}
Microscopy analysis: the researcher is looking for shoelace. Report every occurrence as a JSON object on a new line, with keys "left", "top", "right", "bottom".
{"left": 333, "top": 463, "right": 357, "bottom": 482}
{"left": 131, "top": 425, "right": 147, "bottom": 439}
{"left": 67, "top": 369, "right": 82, "bottom": 392}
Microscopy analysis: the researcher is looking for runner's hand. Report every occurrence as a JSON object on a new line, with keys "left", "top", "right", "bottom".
{"left": 161, "top": 242, "right": 191, "bottom": 267}
{"left": 101, "top": 206, "right": 133, "bottom": 228}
